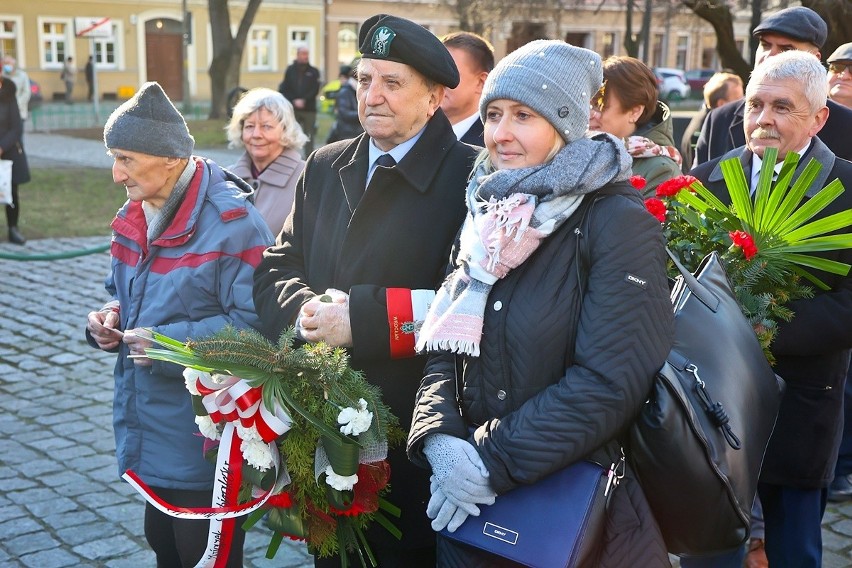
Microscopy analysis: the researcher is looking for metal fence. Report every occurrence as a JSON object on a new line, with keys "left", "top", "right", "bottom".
{"left": 28, "top": 100, "right": 212, "bottom": 132}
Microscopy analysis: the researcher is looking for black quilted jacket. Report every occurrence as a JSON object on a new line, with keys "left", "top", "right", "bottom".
{"left": 408, "top": 184, "right": 675, "bottom": 567}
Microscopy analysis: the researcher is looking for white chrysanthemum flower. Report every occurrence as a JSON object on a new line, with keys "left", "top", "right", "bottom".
{"left": 183, "top": 368, "right": 210, "bottom": 396}
{"left": 325, "top": 466, "right": 358, "bottom": 491}
{"left": 236, "top": 423, "right": 262, "bottom": 443}
{"left": 242, "top": 439, "right": 274, "bottom": 472}
{"left": 195, "top": 415, "right": 221, "bottom": 440}
{"left": 337, "top": 398, "right": 373, "bottom": 436}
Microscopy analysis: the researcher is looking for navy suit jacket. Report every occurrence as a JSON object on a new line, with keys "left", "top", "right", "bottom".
{"left": 693, "top": 98, "right": 852, "bottom": 166}
{"left": 459, "top": 118, "right": 484, "bottom": 147}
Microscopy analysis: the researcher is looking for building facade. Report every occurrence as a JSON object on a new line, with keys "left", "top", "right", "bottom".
{"left": 2, "top": 0, "right": 755, "bottom": 104}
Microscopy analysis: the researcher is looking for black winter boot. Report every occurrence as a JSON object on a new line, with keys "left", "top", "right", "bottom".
{"left": 8, "top": 226, "right": 26, "bottom": 245}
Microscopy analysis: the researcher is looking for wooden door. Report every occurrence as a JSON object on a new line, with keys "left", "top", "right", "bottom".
{"left": 145, "top": 20, "right": 183, "bottom": 101}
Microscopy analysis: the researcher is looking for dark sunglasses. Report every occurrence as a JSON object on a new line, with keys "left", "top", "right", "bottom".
{"left": 829, "top": 62, "right": 850, "bottom": 74}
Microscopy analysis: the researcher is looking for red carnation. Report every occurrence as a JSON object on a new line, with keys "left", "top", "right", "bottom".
{"left": 656, "top": 175, "right": 698, "bottom": 198}
{"left": 644, "top": 198, "right": 667, "bottom": 223}
{"left": 267, "top": 491, "right": 293, "bottom": 508}
{"left": 629, "top": 175, "right": 647, "bottom": 190}
{"left": 730, "top": 230, "right": 758, "bottom": 260}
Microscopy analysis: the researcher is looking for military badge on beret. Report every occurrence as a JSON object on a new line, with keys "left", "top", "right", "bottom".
{"left": 371, "top": 26, "right": 396, "bottom": 57}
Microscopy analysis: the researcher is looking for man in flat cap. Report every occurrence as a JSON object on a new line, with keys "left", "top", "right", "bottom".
{"left": 85, "top": 82, "right": 273, "bottom": 567}
{"left": 253, "top": 14, "right": 477, "bottom": 567}
{"left": 692, "top": 6, "right": 852, "bottom": 167}
{"left": 825, "top": 39, "right": 852, "bottom": 511}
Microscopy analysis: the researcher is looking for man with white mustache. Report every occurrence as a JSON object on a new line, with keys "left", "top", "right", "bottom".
{"left": 689, "top": 51, "right": 852, "bottom": 568}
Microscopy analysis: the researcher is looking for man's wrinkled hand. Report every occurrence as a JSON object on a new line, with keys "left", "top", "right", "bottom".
{"left": 87, "top": 309, "right": 123, "bottom": 350}
{"left": 298, "top": 289, "right": 353, "bottom": 347}
{"left": 124, "top": 328, "right": 154, "bottom": 366}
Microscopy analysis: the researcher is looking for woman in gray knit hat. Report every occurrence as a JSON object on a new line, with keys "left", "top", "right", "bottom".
{"left": 406, "top": 39, "right": 673, "bottom": 566}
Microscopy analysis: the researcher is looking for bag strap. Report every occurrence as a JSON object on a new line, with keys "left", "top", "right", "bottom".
{"left": 665, "top": 249, "right": 720, "bottom": 312}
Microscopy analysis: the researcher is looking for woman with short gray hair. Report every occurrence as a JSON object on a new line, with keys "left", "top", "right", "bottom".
{"left": 227, "top": 87, "right": 307, "bottom": 236}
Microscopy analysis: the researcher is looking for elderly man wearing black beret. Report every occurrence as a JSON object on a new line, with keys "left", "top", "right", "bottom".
{"left": 692, "top": 6, "right": 852, "bottom": 168}
{"left": 253, "top": 14, "right": 478, "bottom": 567}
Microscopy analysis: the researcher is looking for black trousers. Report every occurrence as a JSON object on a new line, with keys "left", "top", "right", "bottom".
{"left": 5, "top": 183, "right": 19, "bottom": 226}
{"left": 143, "top": 487, "right": 246, "bottom": 568}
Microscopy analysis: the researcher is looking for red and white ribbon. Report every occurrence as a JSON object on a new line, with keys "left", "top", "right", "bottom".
{"left": 195, "top": 374, "right": 292, "bottom": 443}
{"left": 123, "top": 374, "right": 294, "bottom": 567}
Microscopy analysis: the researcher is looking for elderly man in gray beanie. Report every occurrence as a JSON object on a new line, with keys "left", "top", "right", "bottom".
{"left": 86, "top": 81, "right": 272, "bottom": 567}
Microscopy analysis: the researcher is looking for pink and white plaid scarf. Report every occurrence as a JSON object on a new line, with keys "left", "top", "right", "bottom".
{"left": 417, "top": 133, "right": 632, "bottom": 356}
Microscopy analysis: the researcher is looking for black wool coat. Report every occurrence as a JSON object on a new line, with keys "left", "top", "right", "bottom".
{"left": 693, "top": 98, "right": 852, "bottom": 166}
{"left": 408, "top": 185, "right": 675, "bottom": 566}
{"left": 0, "top": 79, "right": 30, "bottom": 185}
{"left": 253, "top": 110, "right": 478, "bottom": 550}
{"left": 690, "top": 138, "right": 852, "bottom": 488}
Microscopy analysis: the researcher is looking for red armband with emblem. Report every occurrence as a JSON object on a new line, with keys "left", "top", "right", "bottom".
{"left": 386, "top": 288, "right": 435, "bottom": 359}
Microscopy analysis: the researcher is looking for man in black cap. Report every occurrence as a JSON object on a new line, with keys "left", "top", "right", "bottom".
{"left": 692, "top": 6, "right": 852, "bottom": 167}
{"left": 253, "top": 14, "right": 478, "bottom": 567}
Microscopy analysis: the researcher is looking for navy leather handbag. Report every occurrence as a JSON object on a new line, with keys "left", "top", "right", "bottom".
{"left": 440, "top": 459, "right": 617, "bottom": 567}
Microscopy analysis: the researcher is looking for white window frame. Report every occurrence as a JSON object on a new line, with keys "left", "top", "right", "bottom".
{"left": 337, "top": 23, "right": 359, "bottom": 66}
{"left": 38, "top": 17, "right": 74, "bottom": 69}
{"left": 286, "top": 26, "right": 315, "bottom": 65}
{"left": 0, "top": 15, "right": 26, "bottom": 67}
{"left": 675, "top": 34, "right": 689, "bottom": 71}
{"left": 248, "top": 25, "right": 276, "bottom": 71}
{"left": 92, "top": 21, "right": 123, "bottom": 70}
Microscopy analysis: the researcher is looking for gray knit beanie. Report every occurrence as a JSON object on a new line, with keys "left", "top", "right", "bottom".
{"left": 480, "top": 40, "right": 602, "bottom": 143}
{"left": 103, "top": 82, "right": 194, "bottom": 158}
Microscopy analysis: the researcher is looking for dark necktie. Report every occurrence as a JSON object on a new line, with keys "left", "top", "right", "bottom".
{"left": 375, "top": 154, "right": 396, "bottom": 168}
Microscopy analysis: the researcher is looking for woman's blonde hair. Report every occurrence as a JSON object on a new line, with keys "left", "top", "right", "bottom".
{"left": 225, "top": 87, "right": 308, "bottom": 151}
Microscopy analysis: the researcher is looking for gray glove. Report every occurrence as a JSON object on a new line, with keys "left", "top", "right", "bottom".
{"left": 427, "top": 476, "right": 478, "bottom": 532}
{"left": 422, "top": 433, "right": 496, "bottom": 532}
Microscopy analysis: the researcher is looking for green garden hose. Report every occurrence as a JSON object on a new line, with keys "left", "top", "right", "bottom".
{"left": 0, "top": 241, "right": 109, "bottom": 261}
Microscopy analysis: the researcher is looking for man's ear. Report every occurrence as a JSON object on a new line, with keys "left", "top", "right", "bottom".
{"left": 809, "top": 105, "right": 829, "bottom": 137}
{"left": 475, "top": 71, "right": 489, "bottom": 96}
{"left": 427, "top": 85, "right": 446, "bottom": 117}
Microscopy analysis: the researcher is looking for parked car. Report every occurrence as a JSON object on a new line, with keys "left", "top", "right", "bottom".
{"left": 28, "top": 79, "right": 43, "bottom": 111}
{"left": 685, "top": 69, "right": 716, "bottom": 94}
{"left": 653, "top": 67, "right": 691, "bottom": 101}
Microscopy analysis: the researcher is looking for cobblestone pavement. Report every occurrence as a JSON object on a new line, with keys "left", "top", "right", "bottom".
{"left": 0, "top": 237, "right": 313, "bottom": 568}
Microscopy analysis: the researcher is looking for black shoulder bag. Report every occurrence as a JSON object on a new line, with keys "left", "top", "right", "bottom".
{"left": 576, "top": 193, "right": 784, "bottom": 556}
{"left": 628, "top": 250, "right": 784, "bottom": 556}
